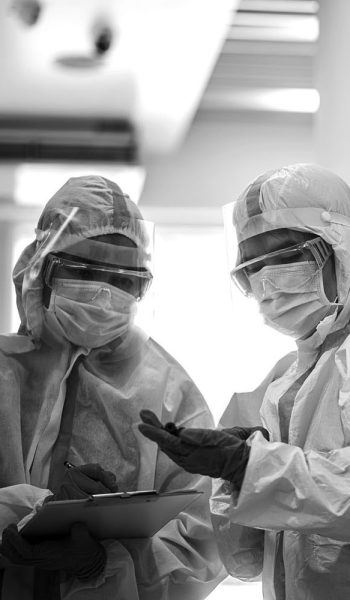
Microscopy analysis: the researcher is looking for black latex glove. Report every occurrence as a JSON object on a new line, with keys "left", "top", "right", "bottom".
{"left": 0, "top": 523, "right": 106, "bottom": 581}
{"left": 51, "top": 463, "right": 119, "bottom": 500}
{"left": 139, "top": 410, "right": 268, "bottom": 489}
{"left": 221, "top": 425, "right": 270, "bottom": 442}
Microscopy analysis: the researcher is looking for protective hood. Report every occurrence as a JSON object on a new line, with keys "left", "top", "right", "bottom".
{"left": 230, "top": 163, "right": 350, "bottom": 346}
{"left": 12, "top": 175, "right": 152, "bottom": 343}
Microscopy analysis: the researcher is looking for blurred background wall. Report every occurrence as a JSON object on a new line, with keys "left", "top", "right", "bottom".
{"left": 0, "top": 1, "right": 347, "bottom": 597}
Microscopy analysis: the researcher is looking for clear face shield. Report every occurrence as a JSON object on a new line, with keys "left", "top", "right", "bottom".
{"left": 25, "top": 206, "right": 155, "bottom": 346}
{"left": 223, "top": 201, "right": 342, "bottom": 339}
{"left": 29, "top": 207, "right": 154, "bottom": 277}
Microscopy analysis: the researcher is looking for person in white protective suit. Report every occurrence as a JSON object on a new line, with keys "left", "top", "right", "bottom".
{"left": 0, "top": 175, "right": 224, "bottom": 599}
{"left": 139, "top": 163, "right": 350, "bottom": 600}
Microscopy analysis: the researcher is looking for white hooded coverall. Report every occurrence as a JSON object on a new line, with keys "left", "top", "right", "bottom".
{"left": 211, "top": 164, "right": 350, "bottom": 600}
{"left": 0, "top": 176, "right": 224, "bottom": 599}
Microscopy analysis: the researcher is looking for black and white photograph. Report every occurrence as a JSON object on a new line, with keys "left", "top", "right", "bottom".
{"left": 0, "top": 1, "right": 349, "bottom": 599}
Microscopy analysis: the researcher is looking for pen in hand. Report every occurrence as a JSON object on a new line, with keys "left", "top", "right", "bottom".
{"left": 61, "top": 463, "right": 119, "bottom": 497}
{"left": 64, "top": 461, "right": 77, "bottom": 470}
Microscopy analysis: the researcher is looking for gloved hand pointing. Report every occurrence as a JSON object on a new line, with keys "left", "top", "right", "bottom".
{"left": 0, "top": 522, "right": 106, "bottom": 581}
{"left": 139, "top": 409, "right": 269, "bottom": 489}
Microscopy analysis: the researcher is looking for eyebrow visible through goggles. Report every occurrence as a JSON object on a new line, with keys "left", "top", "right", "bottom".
{"left": 230, "top": 237, "right": 333, "bottom": 296}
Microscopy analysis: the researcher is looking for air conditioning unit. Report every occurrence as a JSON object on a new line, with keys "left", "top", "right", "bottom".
{"left": 0, "top": 116, "right": 138, "bottom": 162}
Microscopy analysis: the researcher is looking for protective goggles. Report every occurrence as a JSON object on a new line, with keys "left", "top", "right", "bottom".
{"left": 42, "top": 254, "right": 153, "bottom": 300}
{"left": 231, "top": 236, "right": 333, "bottom": 297}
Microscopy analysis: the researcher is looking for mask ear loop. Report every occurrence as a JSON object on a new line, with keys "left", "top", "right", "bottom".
{"left": 320, "top": 211, "right": 350, "bottom": 310}
{"left": 309, "top": 239, "right": 343, "bottom": 308}
{"left": 323, "top": 258, "right": 341, "bottom": 308}
{"left": 307, "top": 237, "right": 333, "bottom": 268}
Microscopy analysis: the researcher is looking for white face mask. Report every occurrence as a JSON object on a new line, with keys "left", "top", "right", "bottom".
{"left": 249, "top": 261, "right": 338, "bottom": 339}
{"left": 43, "top": 279, "right": 136, "bottom": 348}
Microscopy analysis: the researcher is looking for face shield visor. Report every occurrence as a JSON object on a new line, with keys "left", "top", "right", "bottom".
{"left": 223, "top": 202, "right": 333, "bottom": 296}
{"left": 29, "top": 207, "right": 153, "bottom": 281}
{"left": 22, "top": 206, "right": 155, "bottom": 347}
{"left": 223, "top": 201, "right": 343, "bottom": 340}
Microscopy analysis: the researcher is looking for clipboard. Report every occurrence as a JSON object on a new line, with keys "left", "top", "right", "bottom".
{"left": 20, "top": 489, "right": 202, "bottom": 540}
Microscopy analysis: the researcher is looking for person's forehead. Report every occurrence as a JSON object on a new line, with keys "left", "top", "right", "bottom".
{"left": 239, "top": 229, "right": 316, "bottom": 261}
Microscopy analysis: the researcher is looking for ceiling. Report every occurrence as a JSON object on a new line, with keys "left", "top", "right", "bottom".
{"left": 0, "top": 0, "right": 320, "bottom": 159}
{"left": 0, "top": 0, "right": 235, "bottom": 155}
{"left": 198, "top": 0, "right": 319, "bottom": 115}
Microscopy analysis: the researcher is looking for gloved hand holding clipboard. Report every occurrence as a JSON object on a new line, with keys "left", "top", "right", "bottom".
{"left": 19, "top": 488, "right": 202, "bottom": 541}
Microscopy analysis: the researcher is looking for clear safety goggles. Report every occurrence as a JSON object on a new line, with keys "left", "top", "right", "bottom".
{"left": 42, "top": 253, "right": 153, "bottom": 300}
{"left": 231, "top": 236, "right": 333, "bottom": 297}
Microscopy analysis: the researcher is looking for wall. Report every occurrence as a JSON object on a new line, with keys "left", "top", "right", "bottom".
{"left": 141, "top": 110, "right": 315, "bottom": 208}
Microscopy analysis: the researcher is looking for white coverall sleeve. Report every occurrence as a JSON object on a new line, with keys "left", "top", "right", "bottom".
{"left": 229, "top": 432, "right": 350, "bottom": 542}
{"left": 121, "top": 381, "right": 227, "bottom": 600}
{"left": 210, "top": 478, "right": 264, "bottom": 581}
{"left": 210, "top": 352, "right": 296, "bottom": 581}
{"left": 0, "top": 484, "right": 51, "bottom": 538}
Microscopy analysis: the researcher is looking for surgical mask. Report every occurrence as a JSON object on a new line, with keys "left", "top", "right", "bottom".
{"left": 249, "top": 261, "right": 339, "bottom": 339}
{"left": 43, "top": 279, "right": 136, "bottom": 348}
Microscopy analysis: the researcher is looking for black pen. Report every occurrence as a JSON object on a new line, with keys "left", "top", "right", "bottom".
{"left": 64, "top": 461, "right": 77, "bottom": 470}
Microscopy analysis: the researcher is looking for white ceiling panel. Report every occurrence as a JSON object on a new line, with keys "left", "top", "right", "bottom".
{"left": 198, "top": 0, "right": 319, "bottom": 114}
{"left": 0, "top": 0, "right": 237, "bottom": 154}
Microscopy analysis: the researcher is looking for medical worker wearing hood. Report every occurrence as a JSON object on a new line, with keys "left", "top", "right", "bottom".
{"left": 140, "top": 163, "right": 350, "bottom": 600}
{"left": 0, "top": 175, "right": 224, "bottom": 599}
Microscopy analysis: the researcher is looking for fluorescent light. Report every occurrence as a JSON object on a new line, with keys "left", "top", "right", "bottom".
{"left": 202, "top": 87, "right": 320, "bottom": 113}
{"left": 239, "top": 1, "right": 318, "bottom": 13}
{"left": 255, "top": 88, "right": 319, "bottom": 112}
